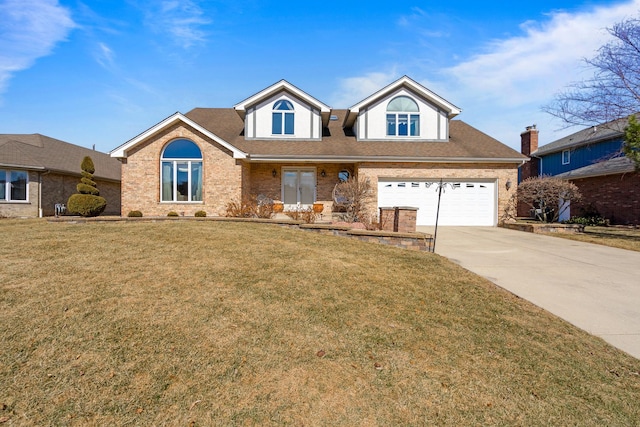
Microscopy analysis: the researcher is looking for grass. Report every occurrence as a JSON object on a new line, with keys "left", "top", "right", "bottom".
{"left": 545, "top": 226, "right": 640, "bottom": 252}
{"left": 1, "top": 219, "right": 639, "bottom": 425}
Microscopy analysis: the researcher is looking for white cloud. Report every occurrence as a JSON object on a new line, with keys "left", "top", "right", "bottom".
{"left": 0, "top": 0, "right": 76, "bottom": 93}
{"left": 145, "top": 0, "right": 211, "bottom": 49}
{"left": 445, "top": 2, "right": 640, "bottom": 106}
{"left": 96, "top": 42, "right": 115, "bottom": 69}
{"left": 440, "top": 1, "right": 640, "bottom": 147}
{"left": 329, "top": 70, "right": 399, "bottom": 107}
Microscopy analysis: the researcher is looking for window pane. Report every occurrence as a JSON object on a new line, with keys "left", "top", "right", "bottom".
{"left": 163, "top": 139, "right": 201, "bottom": 159}
{"left": 410, "top": 114, "right": 420, "bottom": 136}
{"left": 386, "top": 114, "right": 396, "bottom": 136}
{"left": 272, "top": 112, "right": 282, "bottom": 134}
{"left": 10, "top": 170, "right": 27, "bottom": 201}
{"left": 0, "top": 171, "right": 6, "bottom": 200}
{"left": 191, "top": 162, "right": 202, "bottom": 201}
{"left": 274, "top": 100, "right": 293, "bottom": 110}
{"left": 398, "top": 114, "right": 408, "bottom": 136}
{"left": 161, "top": 162, "right": 174, "bottom": 201}
{"left": 284, "top": 113, "right": 294, "bottom": 134}
{"left": 387, "top": 96, "right": 419, "bottom": 112}
{"left": 176, "top": 162, "right": 189, "bottom": 201}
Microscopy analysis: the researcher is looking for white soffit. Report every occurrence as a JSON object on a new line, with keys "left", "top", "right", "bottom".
{"left": 109, "top": 112, "right": 247, "bottom": 159}
{"left": 343, "top": 75, "right": 462, "bottom": 128}
{"left": 233, "top": 79, "right": 332, "bottom": 124}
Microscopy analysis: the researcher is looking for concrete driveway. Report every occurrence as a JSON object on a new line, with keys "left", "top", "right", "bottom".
{"left": 417, "top": 226, "right": 640, "bottom": 360}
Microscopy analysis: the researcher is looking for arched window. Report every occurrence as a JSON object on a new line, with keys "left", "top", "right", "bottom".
{"left": 272, "top": 100, "right": 294, "bottom": 135}
{"left": 386, "top": 96, "right": 420, "bottom": 136}
{"left": 161, "top": 139, "right": 203, "bottom": 202}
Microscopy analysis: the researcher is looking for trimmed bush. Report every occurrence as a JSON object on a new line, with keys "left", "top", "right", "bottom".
{"left": 195, "top": 210, "right": 207, "bottom": 217}
{"left": 127, "top": 210, "right": 143, "bottom": 217}
{"left": 67, "top": 156, "right": 107, "bottom": 217}
{"left": 67, "top": 194, "right": 107, "bottom": 217}
{"left": 167, "top": 211, "right": 179, "bottom": 217}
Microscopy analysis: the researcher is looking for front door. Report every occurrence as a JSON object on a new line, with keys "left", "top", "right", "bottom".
{"left": 283, "top": 168, "right": 315, "bottom": 209}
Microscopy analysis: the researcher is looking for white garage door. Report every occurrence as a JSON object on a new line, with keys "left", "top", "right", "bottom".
{"left": 378, "top": 179, "right": 497, "bottom": 226}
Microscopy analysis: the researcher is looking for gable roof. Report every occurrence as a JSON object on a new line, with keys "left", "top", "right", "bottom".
{"left": 109, "top": 112, "right": 247, "bottom": 159}
{"left": 535, "top": 117, "right": 627, "bottom": 156}
{"left": 343, "top": 76, "right": 462, "bottom": 128}
{"left": 184, "top": 108, "right": 525, "bottom": 163}
{"left": 0, "top": 134, "right": 121, "bottom": 181}
{"left": 233, "top": 79, "right": 332, "bottom": 126}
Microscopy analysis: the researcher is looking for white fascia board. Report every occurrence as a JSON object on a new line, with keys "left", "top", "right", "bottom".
{"left": 233, "top": 80, "right": 331, "bottom": 120}
{"left": 109, "top": 112, "right": 247, "bottom": 159}
{"left": 246, "top": 154, "right": 526, "bottom": 164}
{"left": 343, "top": 76, "right": 462, "bottom": 127}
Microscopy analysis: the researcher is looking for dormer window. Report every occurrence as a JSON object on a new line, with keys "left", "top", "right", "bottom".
{"left": 272, "top": 100, "right": 294, "bottom": 135}
{"left": 386, "top": 96, "right": 420, "bottom": 136}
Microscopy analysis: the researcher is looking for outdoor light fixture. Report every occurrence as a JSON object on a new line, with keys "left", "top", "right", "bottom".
{"left": 320, "top": 169, "right": 326, "bottom": 177}
{"left": 506, "top": 179, "right": 512, "bottom": 191}
{"left": 272, "top": 169, "right": 277, "bottom": 178}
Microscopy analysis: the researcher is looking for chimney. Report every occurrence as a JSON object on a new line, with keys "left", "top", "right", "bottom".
{"left": 520, "top": 124, "right": 538, "bottom": 156}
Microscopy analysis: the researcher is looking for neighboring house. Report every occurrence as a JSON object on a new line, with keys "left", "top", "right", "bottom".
{"left": 110, "top": 76, "right": 526, "bottom": 226}
{"left": 520, "top": 121, "right": 639, "bottom": 224}
{"left": 0, "top": 134, "right": 121, "bottom": 218}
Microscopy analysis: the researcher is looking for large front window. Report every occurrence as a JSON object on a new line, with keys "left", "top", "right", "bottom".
{"left": 386, "top": 96, "right": 420, "bottom": 136}
{"left": 161, "top": 139, "right": 203, "bottom": 202}
{"left": 1, "top": 169, "right": 28, "bottom": 202}
{"left": 272, "top": 100, "right": 294, "bottom": 135}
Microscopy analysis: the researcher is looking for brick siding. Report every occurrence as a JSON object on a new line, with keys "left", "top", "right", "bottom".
{"left": 570, "top": 172, "right": 640, "bottom": 225}
{"left": 120, "top": 123, "right": 242, "bottom": 217}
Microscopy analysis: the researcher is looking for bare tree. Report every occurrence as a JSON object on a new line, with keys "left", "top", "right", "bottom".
{"left": 332, "top": 176, "right": 374, "bottom": 222}
{"left": 544, "top": 18, "right": 640, "bottom": 128}
{"left": 517, "top": 176, "right": 582, "bottom": 223}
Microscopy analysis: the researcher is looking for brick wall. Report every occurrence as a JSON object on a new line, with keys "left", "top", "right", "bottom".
{"left": 120, "top": 123, "right": 242, "bottom": 217}
{"left": 570, "top": 173, "right": 640, "bottom": 225}
{"left": 41, "top": 173, "right": 121, "bottom": 216}
{"left": 0, "top": 171, "right": 120, "bottom": 218}
{"left": 359, "top": 162, "right": 518, "bottom": 224}
{"left": 248, "top": 163, "right": 354, "bottom": 213}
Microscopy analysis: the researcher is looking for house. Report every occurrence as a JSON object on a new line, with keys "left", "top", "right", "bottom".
{"left": 110, "top": 76, "right": 526, "bottom": 226}
{"left": 519, "top": 121, "right": 639, "bottom": 224}
{"left": 0, "top": 134, "right": 121, "bottom": 218}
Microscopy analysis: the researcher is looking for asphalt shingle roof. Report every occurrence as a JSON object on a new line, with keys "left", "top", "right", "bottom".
{"left": 0, "top": 134, "right": 121, "bottom": 181}
{"left": 535, "top": 118, "right": 627, "bottom": 156}
{"left": 183, "top": 108, "right": 525, "bottom": 162}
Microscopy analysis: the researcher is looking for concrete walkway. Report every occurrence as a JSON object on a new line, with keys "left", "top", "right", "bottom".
{"left": 417, "top": 226, "right": 640, "bottom": 360}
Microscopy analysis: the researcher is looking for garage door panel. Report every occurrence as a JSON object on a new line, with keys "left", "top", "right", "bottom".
{"left": 378, "top": 180, "right": 496, "bottom": 226}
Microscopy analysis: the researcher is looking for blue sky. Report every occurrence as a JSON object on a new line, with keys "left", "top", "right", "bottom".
{"left": 1, "top": 0, "right": 640, "bottom": 153}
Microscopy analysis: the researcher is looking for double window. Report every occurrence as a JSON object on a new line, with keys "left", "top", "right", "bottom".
{"left": 272, "top": 100, "right": 294, "bottom": 135}
{"left": 1, "top": 169, "right": 28, "bottom": 202}
{"left": 386, "top": 96, "right": 420, "bottom": 136}
{"left": 161, "top": 139, "right": 203, "bottom": 202}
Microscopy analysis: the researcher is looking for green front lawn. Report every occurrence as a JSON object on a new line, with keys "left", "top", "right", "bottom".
{"left": 1, "top": 219, "right": 639, "bottom": 425}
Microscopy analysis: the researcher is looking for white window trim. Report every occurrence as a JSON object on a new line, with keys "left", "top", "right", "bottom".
{"left": 562, "top": 149, "right": 571, "bottom": 165}
{"left": 0, "top": 169, "right": 29, "bottom": 203}
{"left": 272, "top": 100, "right": 295, "bottom": 136}
{"left": 160, "top": 159, "right": 203, "bottom": 203}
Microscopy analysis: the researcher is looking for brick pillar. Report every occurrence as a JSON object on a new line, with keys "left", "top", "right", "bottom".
{"left": 396, "top": 207, "right": 418, "bottom": 233}
{"left": 379, "top": 207, "right": 396, "bottom": 231}
{"left": 379, "top": 206, "right": 418, "bottom": 232}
